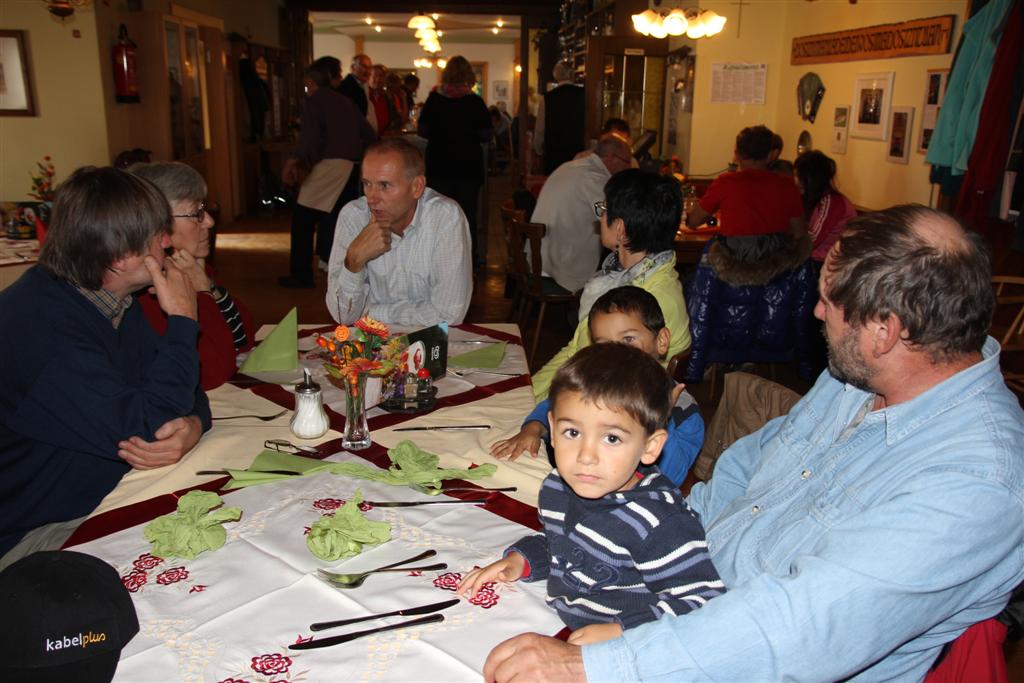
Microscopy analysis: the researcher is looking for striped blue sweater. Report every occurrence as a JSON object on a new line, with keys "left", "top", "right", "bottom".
{"left": 508, "top": 469, "right": 725, "bottom": 630}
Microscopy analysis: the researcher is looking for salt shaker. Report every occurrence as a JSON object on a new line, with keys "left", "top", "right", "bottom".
{"left": 290, "top": 369, "right": 329, "bottom": 440}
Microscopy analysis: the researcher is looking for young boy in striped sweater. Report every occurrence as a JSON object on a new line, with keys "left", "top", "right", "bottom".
{"left": 458, "top": 343, "right": 724, "bottom": 645}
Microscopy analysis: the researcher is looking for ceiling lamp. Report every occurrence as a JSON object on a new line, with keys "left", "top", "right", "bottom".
{"left": 631, "top": 4, "right": 726, "bottom": 39}
{"left": 436, "top": 57, "right": 448, "bottom": 69}
{"left": 407, "top": 13, "right": 435, "bottom": 30}
{"left": 415, "top": 28, "right": 437, "bottom": 40}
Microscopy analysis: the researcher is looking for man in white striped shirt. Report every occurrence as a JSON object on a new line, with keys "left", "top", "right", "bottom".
{"left": 326, "top": 138, "right": 472, "bottom": 326}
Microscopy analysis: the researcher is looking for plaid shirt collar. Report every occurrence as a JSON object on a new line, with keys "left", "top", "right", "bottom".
{"left": 76, "top": 285, "right": 134, "bottom": 328}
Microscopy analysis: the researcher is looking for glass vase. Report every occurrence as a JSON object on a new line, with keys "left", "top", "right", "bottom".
{"left": 342, "top": 372, "right": 371, "bottom": 450}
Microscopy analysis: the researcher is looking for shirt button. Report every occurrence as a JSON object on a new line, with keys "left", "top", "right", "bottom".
{"left": 801, "top": 470, "right": 812, "bottom": 479}
{"left": 751, "top": 505, "right": 761, "bottom": 514}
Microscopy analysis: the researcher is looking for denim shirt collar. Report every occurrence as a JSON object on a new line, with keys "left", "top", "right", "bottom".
{"left": 855, "top": 337, "right": 1002, "bottom": 446}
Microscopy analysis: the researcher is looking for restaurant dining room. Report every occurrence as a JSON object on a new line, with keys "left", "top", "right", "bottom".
{"left": 1, "top": 0, "right": 1023, "bottom": 681}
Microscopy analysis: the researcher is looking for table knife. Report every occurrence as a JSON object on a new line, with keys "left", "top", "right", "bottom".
{"left": 393, "top": 425, "right": 491, "bottom": 432}
{"left": 310, "top": 597, "right": 459, "bottom": 631}
{"left": 289, "top": 613, "right": 445, "bottom": 650}
{"left": 195, "top": 469, "right": 304, "bottom": 476}
{"left": 367, "top": 498, "right": 487, "bottom": 507}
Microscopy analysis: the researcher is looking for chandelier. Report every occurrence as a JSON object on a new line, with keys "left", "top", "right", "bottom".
{"left": 632, "top": 5, "right": 726, "bottom": 39}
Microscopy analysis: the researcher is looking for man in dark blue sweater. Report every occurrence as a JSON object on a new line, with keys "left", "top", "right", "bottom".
{"left": 0, "top": 166, "right": 211, "bottom": 565}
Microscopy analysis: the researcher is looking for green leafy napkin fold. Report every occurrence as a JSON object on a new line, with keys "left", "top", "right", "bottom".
{"left": 221, "top": 440, "right": 497, "bottom": 491}
{"left": 143, "top": 490, "right": 242, "bottom": 560}
{"left": 307, "top": 490, "right": 392, "bottom": 561}
{"left": 239, "top": 307, "right": 299, "bottom": 373}
{"left": 449, "top": 341, "right": 507, "bottom": 369}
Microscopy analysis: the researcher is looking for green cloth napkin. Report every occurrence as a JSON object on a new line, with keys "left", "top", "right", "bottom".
{"left": 220, "top": 449, "right": 333, "bottom": 490}
{"left": 449, "top": 341, "right": 507, "bottom": 369}
{"left": 221, "top": 441, "right": 497, "bottom": 491}
{"left": 239, "top": 307, "right": 299, "bottom": 373}
{"left": 143, "top": 491, "right": 242, "bottom": 560}
{"left": 307, "top": 490, "right": 391, "bottom": 561}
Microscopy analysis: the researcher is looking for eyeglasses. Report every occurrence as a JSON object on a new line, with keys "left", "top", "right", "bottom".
{"left": 594, "top": 200, "right": 607, "bottom": 219}
{"left": 173, "top": 201, "right": 207, "bottom": 223}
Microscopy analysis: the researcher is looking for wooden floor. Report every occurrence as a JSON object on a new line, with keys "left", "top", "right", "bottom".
{"left": 213, "top": 173, "right": 1022, "bottom": 677}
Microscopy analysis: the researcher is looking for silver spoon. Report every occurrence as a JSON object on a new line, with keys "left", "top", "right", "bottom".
{"left": 317, "top": 549, "right": 446, "bottom": 589}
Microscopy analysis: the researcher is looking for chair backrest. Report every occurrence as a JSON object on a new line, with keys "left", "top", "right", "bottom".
{"left": 992, "top": 276, "right": 1024, "bottom": 349}
{"left": 500, "top": 199, "right": 526, "bottom": 278}
{"left": 508, "top": 217, "right": 547, "bottom": 296}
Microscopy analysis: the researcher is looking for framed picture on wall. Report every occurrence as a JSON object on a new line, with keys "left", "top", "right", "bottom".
{"left": 0, "top": 30, "right": 36, "bottom": 116}
{"left": 471, "top": 62, "right": 488, "bottom": 101}
{"left": 918, "top": 68, "right": 948, "bottom": 153}
{"left": 850, "top": 72, "right": 894, "bottom": 141}
{"left": 493, "top": 80, "right": 509, "bottom": 101}
{"left": 886, "top": 106, "right": 914, "bottom": 164}
{"left": 832, "top": 105, "right": 850, "bottom": 154}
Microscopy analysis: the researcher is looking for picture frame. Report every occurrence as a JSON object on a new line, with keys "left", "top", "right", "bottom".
{"left": 886, "top": 106, "right": 914, "bottom": 164}
{"left": 470, "top": 62, "right": 488, "bottom": 101}
{"left": 850, "top": 72, "right": 894, "bottom": 141}
{"left": 918, "top": 68, "right": 948, "bottom": 153}
{"left": 493, "top": 80, "right": 509, "bottom": 101}
{"left": 832, "top": 105, "right": 850, "bottom": 154}
{"left": 0, "top": 30, "right": 36, "bottom": 116}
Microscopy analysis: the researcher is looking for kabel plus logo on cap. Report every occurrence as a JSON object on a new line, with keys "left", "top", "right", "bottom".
{"left": 0, "top": 550, "right": 139, "bottom": 683}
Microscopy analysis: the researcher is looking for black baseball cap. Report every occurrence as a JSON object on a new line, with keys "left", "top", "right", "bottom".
{"left": 0, "top": 551, "right": 139, "bottom": 682}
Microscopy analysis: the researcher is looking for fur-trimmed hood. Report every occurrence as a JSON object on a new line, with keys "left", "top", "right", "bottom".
{"left": 707, "top": 233, "right": 813, "bottom": 287}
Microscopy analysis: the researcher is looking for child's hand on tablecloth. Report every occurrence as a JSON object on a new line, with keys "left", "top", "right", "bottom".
{"left": 490, "top": 422, "right": 546, "bottom": 461}
{"left": 566, "top": 622, "right": 623, "bottom": 646}
{"left": 457, "top": 552, "right": 526, "bottom": 597}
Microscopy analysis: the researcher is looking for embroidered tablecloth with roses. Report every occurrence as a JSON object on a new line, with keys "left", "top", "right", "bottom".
{"left": 71, "top": 453, "right": 562, "bottom": 683}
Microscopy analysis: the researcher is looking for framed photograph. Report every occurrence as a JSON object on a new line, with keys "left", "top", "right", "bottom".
{"left": 850, "top": 72, "right": 894, "bottom": 141}
{"left": 470, "top": 62, "right": 488, "bottom": 101}
{"left": 832, "top": 105, "right": 850, "bottom": 154}
{"left": 493, "top": 80, "right": 509, "bottom": 101}
{"left": 0, "top": 30, "right": 36, "bottom": 116}
{"left": 886, "top": 106, "right": 914, "bottom": 164}
{"left": 918, "top": 68, "right": 948, "bottom": 153}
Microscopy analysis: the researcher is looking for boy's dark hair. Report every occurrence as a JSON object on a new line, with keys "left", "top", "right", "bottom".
{"left": 312, "top": 56, "right": 341, "bottom": 82}
{"left": 588, "top": 286, "right": 665, "bottom": 336}
{"left": 604, "top": 168, "right": 682, "bottom": 255}
{"left": 549, "top": 344, "right": 672, "bottom": 435}
{"left": 601, "top": 117, "right": 631, "bottom": 137}
{"left": 735, "top": 125, "right": 775, "bottom": 162}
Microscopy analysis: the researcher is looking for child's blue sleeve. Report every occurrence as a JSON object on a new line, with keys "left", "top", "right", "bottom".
{"left": 524, "top": 398, "right": 552, "bottom": 431}
{"left": 657, "top": 409, "right": 705, "bottom": 486}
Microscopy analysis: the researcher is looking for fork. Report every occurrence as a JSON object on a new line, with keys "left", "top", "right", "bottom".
{"left": 447, "top": 368, "right": 520, "bottom": 378}
{"left": 212, "top": 409, "right": 287, "bottom": 422}
{"left": 318, "top": 549, "right": 447, "bottom": 589}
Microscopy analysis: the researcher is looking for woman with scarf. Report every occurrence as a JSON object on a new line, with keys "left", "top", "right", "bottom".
{"left": 417, "top": 56, "right": 492, "bottom": 269}
{"left": 529, "top": 169, "right": 690, "bottom": 400}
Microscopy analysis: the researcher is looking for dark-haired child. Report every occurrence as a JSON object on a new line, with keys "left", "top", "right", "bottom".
{"left": 491, "top": 285, "right": 704, "bottom": 485}
{"left": 460, "top": 343, "right": 723, "bottom": 645}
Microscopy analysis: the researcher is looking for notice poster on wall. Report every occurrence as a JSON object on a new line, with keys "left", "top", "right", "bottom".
{"left": 710, "top": 63, "right": 767, "bottom": 105}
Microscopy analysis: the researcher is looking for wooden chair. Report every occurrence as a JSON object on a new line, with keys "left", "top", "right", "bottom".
{"left": 499, "top": 199, "right": 525, "bottom": 306}
{"left": 992, "top": 276, "right": 1024, "bottom": 396}
{"left": 508, "top": 217, "right": 578, "bottom": 367}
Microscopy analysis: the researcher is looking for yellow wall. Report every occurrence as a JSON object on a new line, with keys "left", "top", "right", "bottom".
{"left": 0, "top": 2, "right": 110, "bottom": 200}
{"left": 689, "top": 0, "right": 966, "bottom": 209}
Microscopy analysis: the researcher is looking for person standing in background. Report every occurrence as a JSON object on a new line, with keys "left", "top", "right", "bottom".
{"left": 340, "top": 54, "right": 374, "bottom": 134}
{"left": 534, "top": 62, "right": 585, "bottom": 175}
{"left": 417, "top": 56, "right": 493, "bottom": 270}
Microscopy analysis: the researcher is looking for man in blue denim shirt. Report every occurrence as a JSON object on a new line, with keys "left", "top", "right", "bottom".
{"left": 483, "top": 205, "right": 1024, "bottom": 682}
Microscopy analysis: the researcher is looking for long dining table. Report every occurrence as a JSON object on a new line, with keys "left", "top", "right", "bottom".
{"left": 62, "top": 323, "right": 565, "bottom": 682}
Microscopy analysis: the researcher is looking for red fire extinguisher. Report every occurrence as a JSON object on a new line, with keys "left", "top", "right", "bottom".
{"left": 112, "top": 24, "right": 140, "bottom": 103}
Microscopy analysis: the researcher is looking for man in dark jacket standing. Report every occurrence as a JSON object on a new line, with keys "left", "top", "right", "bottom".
{"left": 0, "top": 166, "right": 212, "bottom": 565}
{"left": 534, "top": 61, "right": 585, "bottom": 175}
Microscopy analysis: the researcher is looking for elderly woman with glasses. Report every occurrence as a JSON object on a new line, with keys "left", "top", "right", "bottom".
{"left": 522, "top": 168, "right": 691, "bottom": 403}
{"left": 128, "top": 162, "right": 254, "bottom": 390}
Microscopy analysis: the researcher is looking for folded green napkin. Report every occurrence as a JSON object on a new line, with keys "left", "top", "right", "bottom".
{"left": 143, "top": 491, "right": 242, "bottom": 560}
{"left": 221, "top": 441, "right": 497, "bottom": 491}
{"left": 449, "top": 341, "right": 507, "bottom": 369}
{"left": 327, "top": 440, "right": 497, "bottom": 489}
{"left": 307, "top": 490, "right": 391, "bottom": 561}
{"left": 239, "top": 307, "right": 299, "bottom": 373}
{"left": 220, "top": 449, "right": 334, "bottom": 490}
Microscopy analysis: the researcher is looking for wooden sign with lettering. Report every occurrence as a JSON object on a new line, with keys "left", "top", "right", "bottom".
{"left": 791, "top": 15, "right": 955, "bottom": 65}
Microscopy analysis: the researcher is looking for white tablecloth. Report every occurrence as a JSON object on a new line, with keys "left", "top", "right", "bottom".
{"left": 71, "top": 453, "right": 563, "bottom": 682}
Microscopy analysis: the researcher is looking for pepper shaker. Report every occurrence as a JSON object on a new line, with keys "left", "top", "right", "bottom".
{"left": 290, "top": 368, "right": 329, "bottom": 440}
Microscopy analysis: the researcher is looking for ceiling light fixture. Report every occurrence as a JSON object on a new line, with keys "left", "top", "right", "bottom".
{"left": 364, "top": 16, "right": 373, "bottom": 25}
{"left": 374, "top": 25, "right": 382, "bottom": 33}
{"left": 496, "top": 19, "right": 504, "bottom": 28}
{"left": 492, "top": 27, "right": 500, "bottom": 35}
{"left": 632, "top": 3, "right": 726, "bottom": 39}
{"left": 407, "top": 13, "right": 435, "bottom": 30}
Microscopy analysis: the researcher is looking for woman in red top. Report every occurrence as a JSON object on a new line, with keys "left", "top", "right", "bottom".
{"left": 368, "top": 65, "right": 393, "bottom": 135}
{"left": 128, "top": 162, "right": 255, "bottom": 390}
{"left": 794, "top": 150, "right": 857, "bottom": 263}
